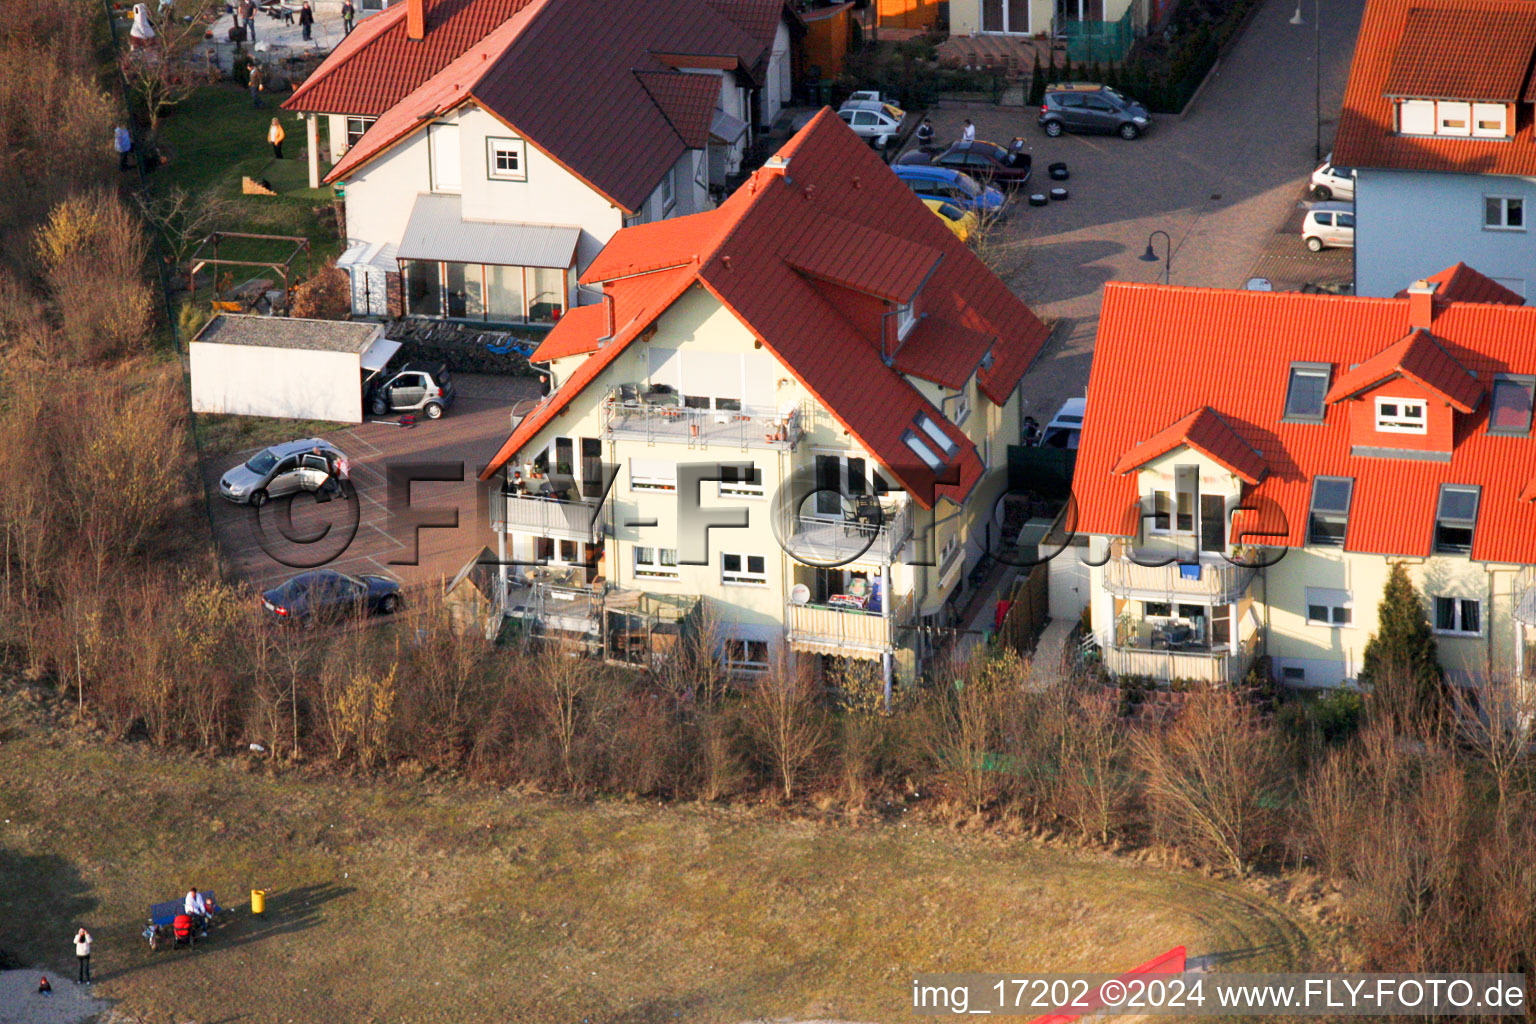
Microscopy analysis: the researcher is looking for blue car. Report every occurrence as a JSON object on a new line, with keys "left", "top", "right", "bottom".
{"left": 891, "top": 164, "right": 1007, "bottom": 219}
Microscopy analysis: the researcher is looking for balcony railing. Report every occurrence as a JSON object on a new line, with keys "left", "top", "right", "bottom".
{"left": 489, "top": 488, "right": 607, "bottom": 543}
{"left": 1102, "top": 631, "right": 1262, "bottom": 684}
{"left": 785, "top": 591, "right": 913, "bottom": 657}
{"left": 1102, "top": 555, "right": 1256, "bottom": 603}
{"left": 782, "top": 501, "right": 913, "bottom": 565}
{"left": 601, "top": 390, "right": 803, "bottom": 450}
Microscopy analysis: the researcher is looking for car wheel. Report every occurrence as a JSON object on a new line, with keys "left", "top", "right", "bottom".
{"left": 423, "top": 402, "right": 444, "bottom": 420}
{"left": 380, "top": 594, "right": 398, "bottom": 614}
{"left": 250, "top": 489, "right": 267, "bottom": 508}
{"left": 1311, "top": 185, "right": 1332, "bottom": 200}
{"left": 1119, "top": 123, "right": 1139, "bottom": 140}
{"left": 1043, "top": 120, "right": 1064, "bottom": 137}
{"left": 371, "top": 397, "right": 388, "bottom": 416}
{"left": 1305, "top": 236, "right": 1325, "bottom": 252}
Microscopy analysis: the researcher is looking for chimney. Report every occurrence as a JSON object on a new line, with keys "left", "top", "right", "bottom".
{"left": 1406, "top": 279, "right": 1438, "bottom": 330}
{"left": 406, "top": 0, "right": 425, "bottom": 41}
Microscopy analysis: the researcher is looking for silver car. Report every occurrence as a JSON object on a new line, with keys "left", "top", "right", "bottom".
{"left": 218, "top": 437, "right": 347, "bottom": 507}
{"left": 836, "top": 100, "right": 907, "bottom": 149}
{"left": 1303, "top": 202, "right": 1355, "bottom": 251}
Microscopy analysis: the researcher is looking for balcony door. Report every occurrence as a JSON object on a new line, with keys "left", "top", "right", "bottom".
{"left": 983, "top": 0, "right": 1029, "bottom": 32}
{"left": 1200, "top": 494, "right": 1225, "bottom": 553}
{"left": 814, "top": 454, "right": 866, "bottom": 518}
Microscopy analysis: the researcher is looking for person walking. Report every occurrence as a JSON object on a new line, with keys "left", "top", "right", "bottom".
{"left": 247, "top": 61, "right": 265, "bottom": 107}
{"left": 268, "top": 117, "right": 285, "bottom": 159}
{"left": 298, "top": 1, "right": 313, "bottom": 41}
{"left": 113, "top": 126, "right": 133, "bottom": 171}
{"left": 238, "top": 0, "right": 255, "bottom": 40}
{"left": 960, "top": 118, "right": 976, "bottom": 143}
{"left": 74, "top": 928, "right": 92, "bottom": 984}
{"left": 341, "top": 0, "right": 354, "bottom": 35}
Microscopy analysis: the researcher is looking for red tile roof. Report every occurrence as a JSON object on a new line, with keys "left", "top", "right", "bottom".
{"left": 1394, "top": 262, "right": 1528, "bottom": 305}
{"left": 1111, "top": 407, "right": 1268, "bottom": 484}
{"left": 1335, "top": 0, "right": 1536, "bottom": 175}
{"left": 1380, "top": 6, "right": 1536, "bottom": 100}
{"left": 1323, "top": 329, "right": 1483, "bottom": 412}
{"left": 482, "top": 109, "right": 1052, "bottom": 507}
{"left": 706, "top": 0, "right": 796, "bottom": 48}
{"left": 782, "top": 217, "right": 941, "bottom": 303}
{"left": 1075, "top": 273, "right": 1536, "bottom": 563}
{"left": 634, "top": 71, "right": 722, "bottom": 149}
{"left": 299, "top": 0, "right": 766, "bottom": 212}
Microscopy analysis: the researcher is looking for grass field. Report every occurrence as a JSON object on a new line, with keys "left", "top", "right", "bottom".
{"left": 194, "top": 411, "right": 352, "bottom": 459}
{"left": 0, "top": 701, "right": 1312, "bottom": 1024}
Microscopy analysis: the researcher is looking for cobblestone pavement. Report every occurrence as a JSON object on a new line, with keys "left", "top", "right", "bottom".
{"left": 907, "top": 0, "right": 1367, "bottom": 425}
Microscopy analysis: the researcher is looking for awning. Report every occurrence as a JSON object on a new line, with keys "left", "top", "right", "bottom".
{"left": 360, "top": 336, "right": 401, "bottom": 373}
{"left": 336, "top": 240, "right": 399, "bottom": 273}
{"left": 710, "top": 109, "right": 747, "bottom": 144}
{"left": 397, "top": 195, "right": 580, "bottom": 269}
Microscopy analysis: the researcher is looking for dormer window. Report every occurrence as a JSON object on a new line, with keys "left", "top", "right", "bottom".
{"left": 1396, "top": 99, "right": 1510, "bottom": 139}
{"left": 1375, "top": 397, "right": 1426, "bottom": 433}
{"left": 896, "top": 299, "right": 917, "bottom": 340}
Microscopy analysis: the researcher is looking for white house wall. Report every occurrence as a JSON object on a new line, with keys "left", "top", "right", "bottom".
{"left": 762, "top": 20, "right": 792, "bottom": 127}
{"left": 1356, "top": 167, "right": 1536, "bottom": 300}
{"left": 189, "top": 344, "right": 363, "bottom": 422}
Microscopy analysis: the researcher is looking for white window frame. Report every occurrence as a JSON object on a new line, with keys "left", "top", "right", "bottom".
{"left": 345, "top": 116, "right": 376, "bottom": 149}
{"left": 1436, "top": 100, "right": 1471, "bottom": 136}
{"left": 1374, "top": 396, "right": 1427, "bottom": 433}
{"left": 1473, "top": 102, "right": 1508, "bottom": 138}
{"left": 896, "top": 299, "right": 917, "bottom": 340}
{"left": 950, "top": 388, "right": 971, "bottom": 426}
{"left": 721, "top": 552, "right": 768, "bottom": 586}
{"left": 1485, "top": 195, "right": 1526, "bottom": 232}
{"left": 723, "top": 638, "right": 769, "bottom": 671}
{"left": 485, "top": 136, "right": 527, "bottom": 181}
{"left": 1398, "top": 99, "right": 1435, "bottom": 135}
{"left": 630, "top": 458, "right": 676, "bottom": 492}
{"left": 428, "top": 122, "right": 462, "bottom": 193}
{"left": 633, "top": 545, "right": 679, "bottom": 579}
{"left": 903, "top": 431, "right": 943, "bottom": 470}
{"left": 1433, "top": 595, "right": 1482, "bottom": 636}
{"left": 717, "top": 463, "right": 765, "bottom": 498}
{"left": 916, "top": 413, "right": 959, "bottom": 456}
{"left": 1305, "top": 587, "right": 1353, "bottom": 628}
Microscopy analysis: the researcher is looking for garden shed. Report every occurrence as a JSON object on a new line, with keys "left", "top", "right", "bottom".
{"left": 189, "top": 314, "right": 400, "bottom": 423}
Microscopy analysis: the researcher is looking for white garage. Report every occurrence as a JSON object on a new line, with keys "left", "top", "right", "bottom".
{"left": 189, "top": 314, "right": 401, "bottom": 423}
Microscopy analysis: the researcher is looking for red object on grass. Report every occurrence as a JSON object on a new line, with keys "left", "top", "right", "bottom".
{"left": 1024, "top": 946, "right": 1188, "bottom": 1024}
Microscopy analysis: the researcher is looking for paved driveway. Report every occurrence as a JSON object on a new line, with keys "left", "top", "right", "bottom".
{"left": 911, "top": 0, "right": 1367, "bottom": 422}
{"left": 203, "top": 373, "right": 539, "bottom": 594}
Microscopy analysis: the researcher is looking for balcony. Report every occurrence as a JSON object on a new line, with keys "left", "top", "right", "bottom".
{"left": 601, "top": 388, "right": 803, "bottom": 450}
{"left": 489, "top": 487, "right": 607, "bottom": 543}
{"left": 1102, "top": 554, "right": 1256, "bottom": 603}
{"left": 782, "top": 500, "right": 913, "bottom": 566}
{"left": 1103, "top": 627, "right": 1263, "bottom": 685}
{"left": 785, "top": 591, "right": 913, "bottom": 658}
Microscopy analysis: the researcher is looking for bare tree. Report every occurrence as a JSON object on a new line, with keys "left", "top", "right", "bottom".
{"left": 1455, "top": 674, "right": 1533, "bottom": 814}
{"left": 134, "top": 185, "right": 237, "bottom": 272}
{"left": 1054, "top": 686, "right": 1133, "bottom": 845}
{"left": 740, "top": 650, "right": 827, "bottom": 801}
{"left": 116, "top": 0, "right": 222, "bottom": 137}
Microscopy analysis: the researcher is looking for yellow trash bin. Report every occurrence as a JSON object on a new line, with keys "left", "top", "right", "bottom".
{"left": 251, "top": 889, "right": 266, "bottom": 915}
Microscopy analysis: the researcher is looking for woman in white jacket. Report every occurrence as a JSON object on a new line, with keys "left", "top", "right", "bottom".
{"left": 73, "top": 928, "right": 92, "bottom": 984}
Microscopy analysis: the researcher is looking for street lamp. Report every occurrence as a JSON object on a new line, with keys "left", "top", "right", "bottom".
{"left": 1140, "top": 229, "right": 1172, "bottom": 286}
{"left": 1292, "top": 0, "right": 1321, "bottom": 161}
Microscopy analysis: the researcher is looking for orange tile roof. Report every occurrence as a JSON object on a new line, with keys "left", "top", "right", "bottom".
{"left": 1323, "top": 329, "right": 1483, "bottom": 412}
{"left": 299, "top": 0, "right": 765, "bottom": 212}
{"left": 1111, "top": 407, "right": 1267, "bottom": 484}
{"left": 1335, "top": 0, "right": 1536, "bottom": 175}
{"left": 1075, "top": 274, "right": 1536, "bottom": 563}
{"left": 1380, "top": 6, "right": 1536, "bottom": 100}
{"left": 481, "top": 109, "right": 1052, "bottom": 508}
{"left": 1393, "top": 262, "right": 1528, "bottom": 305}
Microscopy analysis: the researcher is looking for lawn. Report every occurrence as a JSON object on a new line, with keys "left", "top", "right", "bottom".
{"left": 0, "top": 700, "right": 1313, "bottom": 1024}
{"left": 194, "top": 411, "right": 351, "bottom": 459}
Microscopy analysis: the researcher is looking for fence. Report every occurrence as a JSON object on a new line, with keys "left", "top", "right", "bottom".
{"left": 996, "top": 561, "right": 1049, "bottom": 654}
{"left": 1060, "top": 6, "right": 1134, "bottom": 63}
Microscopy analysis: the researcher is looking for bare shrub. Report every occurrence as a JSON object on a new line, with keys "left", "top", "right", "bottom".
{"left": 1454, "top": 674, "right": 1534, "bottom": 812}
{"left": 829, "top": 659, "right": 891, "bottom": 809}
{"left": 289, "top": 265, "right": 352, "bottom": 320}
{"left": 35, "top": 192, "right": 154, "bottom": 362}
{"left": 526, "top": 647, "right": 622, "bottom": 793}
{"left": 115, "top": 0, "right": 222, "bottom": 136}
{"left": 1300, "top": 750, "right": 1361, "bottom": 882}
{"left": 1053, "top": 686, "right": 1133, "bottom": 845}
{"left": 739, "top": 651, "right": 827, "bottom": 801}
{"left": 1134, "top": 691, "right": 1286, "bottom": 876}
{"left": 135, "top": 185, "right": 238, "bottom": 273}
{"left": 921, "top": 649, "right": 1028, "bottom": 814}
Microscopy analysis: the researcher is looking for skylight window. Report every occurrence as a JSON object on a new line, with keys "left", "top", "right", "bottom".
{"left": 917, "top": 413, "right": 959, "bottom": 456}
{"left": 1433, "top": 484, "right": 1480, "bottom": 554}
{"left": 1488, "top": 375, "right": 1535, "bottom": 435}
{"left": 1307, "top": 476, "right": 1353, "bottom": 547}
{"left": 1283, "top": 363, "right": 1330, "bottom": 421}
{"left": 903, "top": 431, "right": 943, "bottom": 470}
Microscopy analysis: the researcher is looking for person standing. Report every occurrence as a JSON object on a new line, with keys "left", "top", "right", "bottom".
{"left": 298, "top": 1, "right": 313, "bottom": 41}
{"left": 237, "top": 0, "right": 255, "bottom": 39}
{"left": 73, "top": 928, "right": 92, "bottom": 984}
{"left": 268, "top": 117, "right": 285, "bottom": 159}
{"left": 960, "top": 118, "right": 976, "bottom": 143}
{"left": 247, "top": 61, "right": 264, "bottom": 107}
{"left": 915, "top": 117, "right": 934, "bottom": 149}
{"left": 341, "top": 0, "right": 354, "bottom": 35}
{"left": 113, "top": 126, "right": 133, "bottom": 171}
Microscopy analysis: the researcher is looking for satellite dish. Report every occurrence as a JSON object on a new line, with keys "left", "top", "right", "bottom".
{"left": 790, "top": 583, "right": 810, "bottom": 605}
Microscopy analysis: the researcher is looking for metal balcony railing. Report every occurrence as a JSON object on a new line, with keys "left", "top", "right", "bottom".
{"left": 601, "top": 390, "right": 803, "bottom": 450}
{"left": 489, "top": 488, "right": 607, "bottom": 543}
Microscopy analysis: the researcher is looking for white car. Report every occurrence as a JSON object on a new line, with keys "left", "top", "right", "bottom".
{"left": 1036, "top": 397, "right": 1086, "bottom": 450}
{"left": 1303, "top": 202, "right": 1355, "bottom": 251}
{"left": 836, "top": 100, "right": 906, "bottom": 149}
{"left": 1310, "top": 155, "right": 1355, "bottom": 201}
{"left": 844, "top": 89, "right": 899, "bottom": 108}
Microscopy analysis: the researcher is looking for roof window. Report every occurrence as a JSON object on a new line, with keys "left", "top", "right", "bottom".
{"left": 916, "top": 413, "right": 959, "bottom": 456}
{"left": 1488, "top": 375, "right": 1535, "bottom": 435}
{"left": 1283, "top": 362, "right": 1330, "bottom": 422}
{"left": 903, "top": 431, "right": 944, "bottom": 470}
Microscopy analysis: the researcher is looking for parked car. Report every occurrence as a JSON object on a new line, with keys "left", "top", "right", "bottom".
{"left": 218, "top": 437, "right": 346, "bottom": 507}
{"left": 843, "top": 89, "right": 899, "bottom": 108}
{"left": 922, "top": 198, "right": 980, "bottom": 241}
{"left": 1303, "top": 202, "right": 1355, "bottom": 251}
{"left": 836, "top": 100, "right": 907, "bottom": 149}
{"left": 260, "top": 569, "right": 401, "bottom": 624}
{"left": 1038, "top": 82, "right": 1152, "bottom": 140}
{"left": 1036, "top": 397, "right": 1086, "bottom": 450}
{"left": 896, "top": 139, "right": 1032, "bottom": 188}
{"left": 1309, "top": 154, "right": 1355, "bottom": 200}
{"left": 891, "top": 164, "right": 1007, "bottom": 218}
{"left": 365, "top": 360, "right": 456, "bottom": 418}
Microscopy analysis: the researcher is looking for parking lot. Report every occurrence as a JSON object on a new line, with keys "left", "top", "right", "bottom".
{"left": 202, "top": 373, "right": 539, "bottom": 595}
{"left": 903, "top": 0, "right": 1366, "bottom": 423}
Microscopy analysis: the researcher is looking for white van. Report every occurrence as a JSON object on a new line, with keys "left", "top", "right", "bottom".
{"left": 1036, "top": 397, "right": 1086, "bottom": 450}
{"left": 1303, "top": 202, "right": 1355, "bottom": 251}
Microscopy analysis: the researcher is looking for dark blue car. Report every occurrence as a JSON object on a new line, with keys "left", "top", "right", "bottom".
{"left": 891, "top": 164, "right": 1008, "bottom": 218}
{"left": 261, "top": 570, "right": 401, "bottom": 624}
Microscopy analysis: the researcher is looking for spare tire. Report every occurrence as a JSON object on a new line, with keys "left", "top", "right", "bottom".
{"left": 1050, "top": 187, "right": 1069, "bottom": 201}
{"left": 1028, "top": 193, "right": 1048, "bottom": 207}
{"left": 1048, "top": 161, "right": 1069, "bottom": 180}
